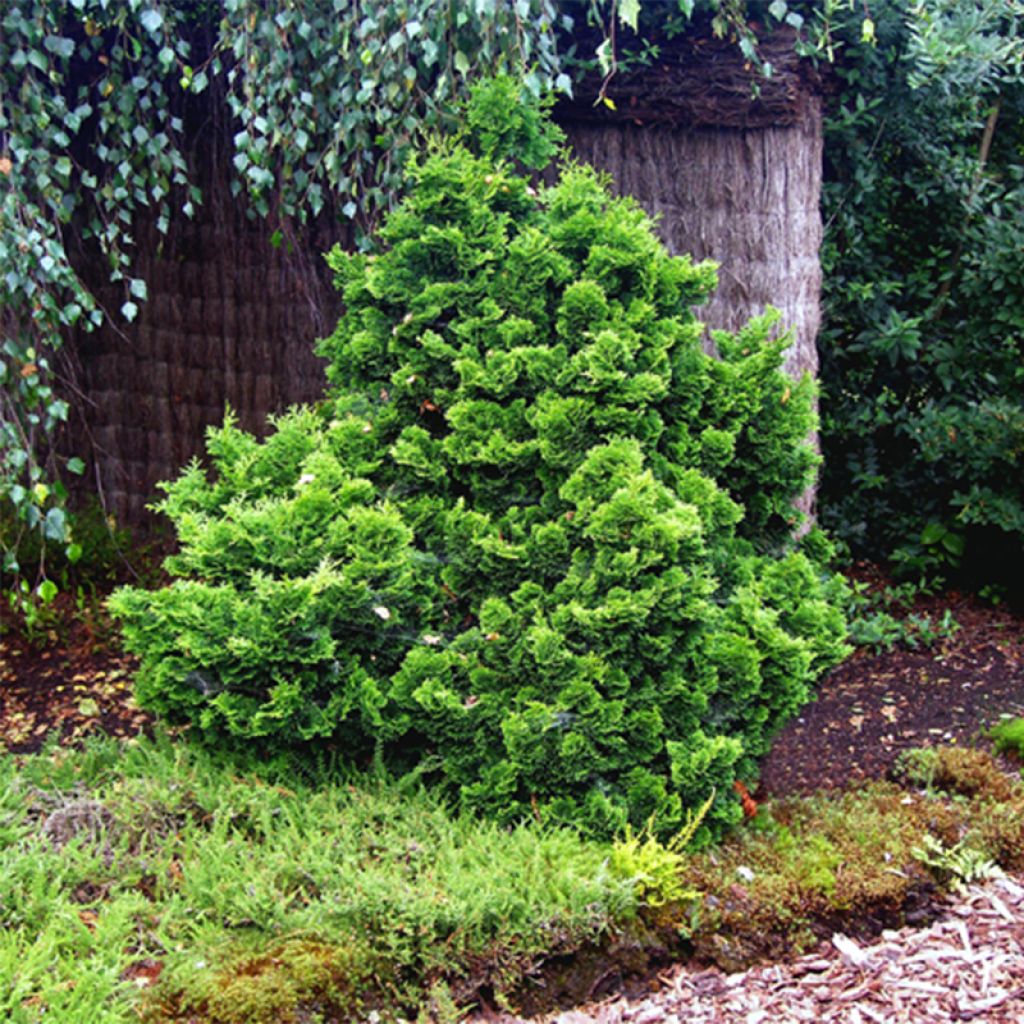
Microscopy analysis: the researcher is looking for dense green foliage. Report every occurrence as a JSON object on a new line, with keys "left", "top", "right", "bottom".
{"left": 817, "top": 0, "right": 1024, "bottom": 585}
{"left": 111, "top": 83, "right": 849, "bottom": 840}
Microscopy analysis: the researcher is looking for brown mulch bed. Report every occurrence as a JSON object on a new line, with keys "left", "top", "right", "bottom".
{"left": 1, "top": 571, "right": 1023, "bottom": 783}
{"left": 759, "top": 582, "right": 1024, "bottom": 798}
{"left": 0, "top": 596, "right": 152, "bottom": 754}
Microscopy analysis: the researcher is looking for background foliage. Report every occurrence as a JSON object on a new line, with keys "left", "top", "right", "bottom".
{"left": 816, "top": 0, "right": 1024, "bottom": 587}
{"left": 0, "top": 0, "right": 565, "bottom": 591}
{"left": 2, "top": 0, "right": 873, "bottom": 594}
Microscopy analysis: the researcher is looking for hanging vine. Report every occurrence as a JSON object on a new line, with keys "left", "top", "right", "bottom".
{"left": 0, "top": 0, "right": 563, "bottom": 587}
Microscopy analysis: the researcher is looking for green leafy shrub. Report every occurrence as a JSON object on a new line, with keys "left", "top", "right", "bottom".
{"left": 911, "top": 833, "right": 1002, "bottom": 890}
{"left": 608, "top": 792, "right": 713, "bottom": 907}
{"left": 844, "top": 578, "right": 960, "bottom": 654}
{"left": 111, "top": 81, "right": 849, "bottom": 840}
{"left": 2, "top": 497, "right": 150, "bottom": 647}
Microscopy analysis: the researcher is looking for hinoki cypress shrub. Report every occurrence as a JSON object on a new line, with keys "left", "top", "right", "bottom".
{"left": 111, "top": 81, "right": 849, "bottom": 841}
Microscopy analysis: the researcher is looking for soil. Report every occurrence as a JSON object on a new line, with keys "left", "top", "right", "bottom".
{"left": 759, "top": 575, "right": 1024, "bottom": 797}
{"left": 0, "top": 593, "right": 154, "bottom": 753}
{"left": 1, "top": 569, "right": 1023, "bottom": 793}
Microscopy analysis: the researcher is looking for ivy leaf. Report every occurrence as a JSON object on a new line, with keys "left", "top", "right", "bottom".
{"left": 43, "top": 507, "right": 66, "bottom": 542}
{"left": 768, "top": 0, "right": 787, "bottom": 20}
{"left": 67, "top": 457, "right": 85, "bottom": 475}
{"left": 619, "top": 0, "right": 640, "bottom": 32}
{"left": 121, "top": 301, "right": 139, "bottom": 322}
{"left": 44, "top": 35, "right": 76, "bottom": 60}
{"left": 140, "top": 8, "right": 164, "bottom": 35}
{"left": 129, "top": 278, "right": 148, "bottom": 300}
{"left": 942, "top": 532, "right": 965, "bottom": 557}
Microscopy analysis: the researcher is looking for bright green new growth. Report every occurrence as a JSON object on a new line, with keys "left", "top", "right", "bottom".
{"left": 111, "top": 81, "right": 849, "bottom": 841}
{"left": 989, "top": 717, "right": 1024, "bottom": 760}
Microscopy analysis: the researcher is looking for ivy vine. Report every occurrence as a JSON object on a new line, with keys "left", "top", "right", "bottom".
{"left": 1, "top": 0, "right": 564, "bottom": 588}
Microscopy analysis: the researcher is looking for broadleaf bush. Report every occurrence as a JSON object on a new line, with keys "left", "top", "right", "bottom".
{"left": 111, "top": 81, "right": 849, "bottom": 841}
{"left": 817, "top": 0, "right": 1024, "bottom": 586}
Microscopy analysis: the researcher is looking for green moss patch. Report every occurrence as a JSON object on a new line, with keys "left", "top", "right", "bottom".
{"left": 3, "top": 737, "right": 1023, "bottom": 1022}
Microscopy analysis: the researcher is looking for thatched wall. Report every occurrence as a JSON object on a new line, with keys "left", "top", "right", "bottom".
{"left": 64, "top": 138, "right": 345, "bottom": 524}
{"left": 556, "top": 26, "right": 823, "bottom": 380}
{"left": 561, "top": 106, "right": 823, "bottom": 382}
{"left": 64, "top": 27, "right": 823, "bottom": 526}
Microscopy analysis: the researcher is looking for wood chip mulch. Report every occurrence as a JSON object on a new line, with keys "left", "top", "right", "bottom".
{"left": 506, "top": 875, "right": 1024, "bottom": 1023}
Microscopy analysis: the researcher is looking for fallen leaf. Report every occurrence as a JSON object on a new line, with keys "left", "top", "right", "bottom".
{"left": 122, "top": 959, "right": 164, "bottom": 988}
{"left": 77, "top": 698, "right": 101, "bottom": 717}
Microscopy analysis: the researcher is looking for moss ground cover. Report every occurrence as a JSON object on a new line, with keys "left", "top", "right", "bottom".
{"left": 2, "top": 733, "right": 1022, "bottom": 1022}
{"left": 0, "top": 734, "right": 639, "bottom": 1023}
